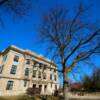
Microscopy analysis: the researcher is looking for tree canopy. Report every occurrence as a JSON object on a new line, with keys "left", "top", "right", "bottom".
{"left": 39, "top": 4, "right": 100, "bottom": 100}
{"left": 82, "top": 69, "right": 100, "bottom": 92}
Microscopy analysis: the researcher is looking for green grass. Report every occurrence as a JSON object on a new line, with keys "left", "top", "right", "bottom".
{"left": 0, "top": 96, "right": 34, "bottom": 100}
{"left": 0, "top": 95, "right": 58, "bottom": 100}
{"left": 0, "top": 95, "right": 100, "bottom": 100}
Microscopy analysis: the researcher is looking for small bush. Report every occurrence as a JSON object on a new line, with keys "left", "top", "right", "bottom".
{"left": 26, "top": 87, "right": 40, "bottom": 96}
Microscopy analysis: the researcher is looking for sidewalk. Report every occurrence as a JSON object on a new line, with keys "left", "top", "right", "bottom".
{"left": 69, "top": 94, "right": 100, "bottom": 100}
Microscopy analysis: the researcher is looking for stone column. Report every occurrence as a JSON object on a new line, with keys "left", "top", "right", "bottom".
{"left": 41, "top": 84, "right": 44, "bottom": 95}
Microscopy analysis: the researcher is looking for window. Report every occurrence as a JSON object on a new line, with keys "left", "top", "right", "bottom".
{"left": 43, "top": 65, "right": 47, "bottom": 70}
{"left": 39, "top": 85, "right": 42, "bottom": 91}
{"left": 38, "top": 71, "right": 41, "bottom": 78}
{"left": 39, "top": 63, "right": 42, "bottom": 69}
{"left": 0, "top": 65, "right": 4, "bottom": 74}
{"left": 44, "top": 85, "right": 47, "bottom": 91}
{"left": 6, "top": 81, "right": 14, "bottom": 90}
{"left": 2, "top": 55, "right": 7, "bottom": 62}
{"left": 34, "top": 61, "right": 37, "bottom": 66}
{"left": 54, "top": 75, "right": 57, "bottom": 81}
{"left": 32, "top": 70, "right": 36, "bottom": 78}
{"left": 26, "top": 60, "right": 30, "bottom": 65}
{"left": 51, "top": 84, "right": 52, "bottom": 88}
{"left": 25, "top": 68, "right": 29, "bottom": 76}
{"left": 50, "top": 74, "right": 52, "bottom": 80}
{"left": 54, "top": 69, "right": 56, "bottom": 73}
{"left": 10, "top": 65, "right": 17, "bottom": 74}
{"left": 55, "top": 85, "right": 57, "bottom": 90}
{"left": 14, "top": 55, "right": 19, "bottom": 62}
{"left": 24, "top": 80, "right": 27, "bottom": 87}
{"left": 50, "top": 68, "right": 52, "bottom": 71}
{"left": 43, "top": 73, "right": 46, "bottom": 79}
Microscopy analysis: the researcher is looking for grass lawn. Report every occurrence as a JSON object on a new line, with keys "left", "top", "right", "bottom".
{"left": 0, "top": 94, "right": 100, "bottom": 100}
{"left": 0, "top": 95, "right": 58, "bottom": 100}
{"left": 0, "top": 95, "right": 42, "bottom": 100}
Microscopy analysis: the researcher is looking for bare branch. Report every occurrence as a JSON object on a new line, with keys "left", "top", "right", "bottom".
{"left": 0, "top": 0, "right": 8, "bottom": 6}
{"left": 81, "top": 29, "right": 100, "bottom": 45}
{"left": 65, "top": 40, "right": 82, "bottom": 62}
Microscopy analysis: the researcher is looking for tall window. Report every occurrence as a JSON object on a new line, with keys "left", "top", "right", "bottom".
{"left": 39, "top": 63, "right": 42, "bottom": 69}
{"left": 38, "top": 71, "right": 41, "bottom": 78}
{"left": 55, "top": 85, "right": 57, "bottom": 90}
{"left": 0, "top": 65, "right": 4, "bottom": 74}
{"left": 10, "top": 65, "right": 17, "bottom": 74}
{"left": 2, "top": 55, "right": 7, "bottom": 62}
{"left": 26, "top": 60, "right": 30, "bottom": 65}
{"left": 24, "top": 80, "right": 27, "bottom": 87}
{"left": 14, "top": 55, "right": 19, "bottom": 62}
{"left": 54, "top": 75, "right": 57, "bottom": 81}
{"left": 50, "top": 74, "right": 52, "bottom": 80}
{"left": 39, "top": 85, "right": 42, "bottom": 91}
{"left": 32, "top": 70, "right": 36, "bottom": 78}
{"left": 51, "top": 84, "right": 52, "bottom": 88}
{"left": 43, "top": 65, "right": 47, "bottom": 70}
{"left": 54, "top": 69, "right": 56, "bottom": 73}
{"left": 6, "top": 81, "right": 14, "bottom": 90}
{"left": 25, "top": 68, "right": 29, "bottom": 76}
{"left": 43, "top": 73, "right": 46, "bottom": 79}
{"left": 50, "top": 68, "right": 52, "bottom": 71}
{"left": 44, "top": 85, "right": 47, "bottom": 92}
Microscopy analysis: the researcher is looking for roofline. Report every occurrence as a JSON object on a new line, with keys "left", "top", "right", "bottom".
{"left": 1, "top": 45, "right": 56, "bottom": 66}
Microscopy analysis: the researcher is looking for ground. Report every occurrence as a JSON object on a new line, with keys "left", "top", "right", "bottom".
{"left": 0, "top": 93, "right": 100, "bottom": 100}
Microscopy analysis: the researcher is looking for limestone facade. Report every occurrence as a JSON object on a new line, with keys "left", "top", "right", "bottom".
{"left": 0, "top": 45, "right": 59, "bottom": 96}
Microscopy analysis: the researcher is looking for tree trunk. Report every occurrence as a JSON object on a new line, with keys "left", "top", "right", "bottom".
{"left": 63, "top": 71, "right": 69, "bottom": 100}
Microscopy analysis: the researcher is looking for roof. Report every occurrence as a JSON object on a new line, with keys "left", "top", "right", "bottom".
{"left": 1, "top": 45, "right": 56, "bottom": 66}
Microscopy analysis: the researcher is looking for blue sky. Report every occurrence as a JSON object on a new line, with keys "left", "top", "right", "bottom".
{"left": 0, "top": 0, "right": 100, "bottom": 82}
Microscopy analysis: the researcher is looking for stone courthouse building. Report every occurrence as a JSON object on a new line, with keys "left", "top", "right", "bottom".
{"left": 0, "top": 45, "right": 59, "bottom": 96}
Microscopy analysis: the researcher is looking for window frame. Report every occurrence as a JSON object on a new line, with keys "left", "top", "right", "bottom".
{"left": 32, "top": 70, "right": 36, "bottom": 78}
{"left": 24, "top": 80, "right": 27, "bottom": 87}
{"left": 0, "top": 65, "right": 4, "bottom": 74}
{"left": 50, "top": 74, "right": 52, "bottom": 80}
{"left": 26, "top": 60, "right": 30, "bottom": 65}
{"left": 38, "top": 71, "right": 41, "bottom": 78}
{"left": 6, "top": 81, "right": 14, "bottom": 90}
{"left": 2, "top": 55, "right": 7, "bottom": 62}
{"left": 14, "top": 55, "right": 19, "bottom": 62}
{"left": 10, "top": 65, "right": 17, "bottom": 74}
{"left": 54, "top": 75, "right": 57, "bottom": 81}
{"left": 25, "top": 68, "right": 29, "bottom": 76}
{"left": 43, "top": 72, "right": 46, "bottom": 79}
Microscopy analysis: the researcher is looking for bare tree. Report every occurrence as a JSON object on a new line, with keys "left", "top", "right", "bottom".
{"left": 0, "top": 0, "right": 35, "bottom": 26}
{"left": 38, "top": 4, "right": 100, "bottom": 100}
{"left": 0, "top": 0, "right": 33, "bottom": 15}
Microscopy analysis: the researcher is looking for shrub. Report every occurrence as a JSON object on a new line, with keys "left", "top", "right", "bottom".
{"left": 26, "top": 87, "right": 40, "bottom": 96}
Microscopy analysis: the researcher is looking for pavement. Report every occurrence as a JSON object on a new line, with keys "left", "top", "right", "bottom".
{"left": 69, "top": 94, "right": 100, "bottom": 100}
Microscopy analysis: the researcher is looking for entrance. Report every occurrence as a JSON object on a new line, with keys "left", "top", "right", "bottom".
{"left": 39, "top": 85, "right": 42, "bottom": 91}
{"left": 33, "top": 84, "right": 36, "bottom": 88}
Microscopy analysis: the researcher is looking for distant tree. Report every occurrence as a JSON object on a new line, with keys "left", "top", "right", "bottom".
{"left": 92, "top": 69, "right": 100, "bottom": 91}
{"left": 38, "top": 4, "right": 100, "bottom": 100}
{"left": 82, "top": 69, "right": 100, "bottom": 92}
{"left": 82, "top": 75, "right": 92, "bottom": 92}
{"left": 70, "top": 82, "right": 82, "bottom": 92}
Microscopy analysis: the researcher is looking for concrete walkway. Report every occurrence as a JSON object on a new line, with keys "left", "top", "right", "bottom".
{"left": 69, "top": 95, "right": 100, "bottom": 100}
